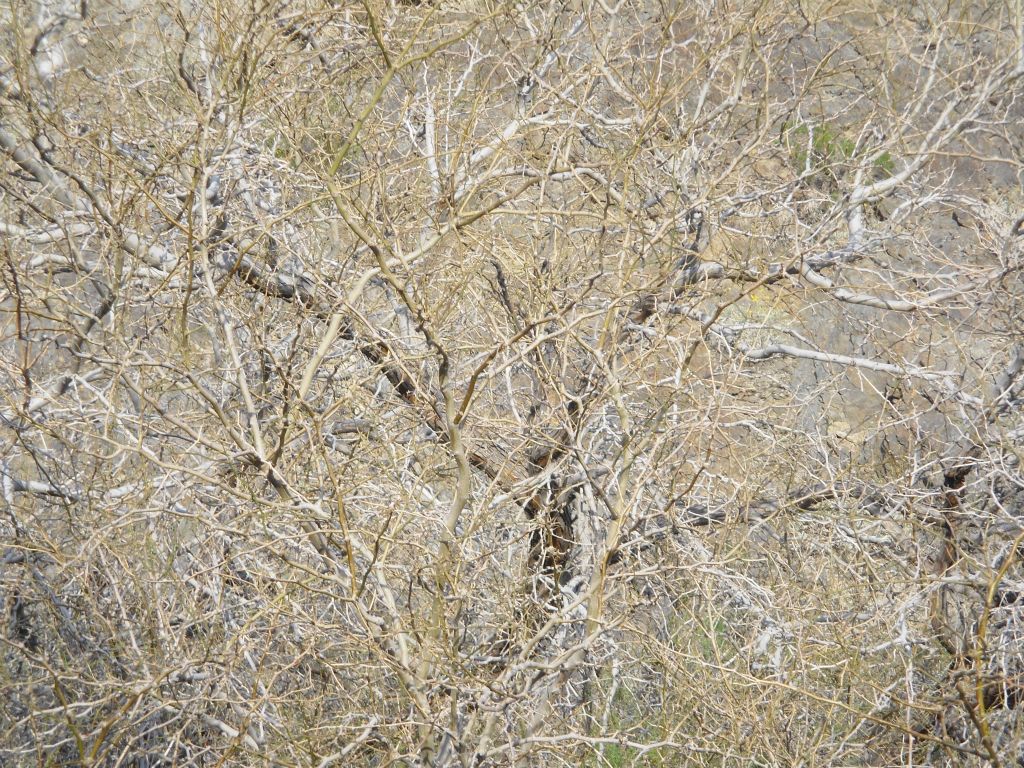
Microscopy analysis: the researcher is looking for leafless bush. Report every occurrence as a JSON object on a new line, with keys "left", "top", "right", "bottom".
{"left": 1, "top": 0, "right": 1023, "bottom": 765}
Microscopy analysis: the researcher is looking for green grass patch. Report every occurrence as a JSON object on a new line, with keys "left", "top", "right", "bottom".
{"left": 782, "top": 121, "right": 893, "bottom": 182}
